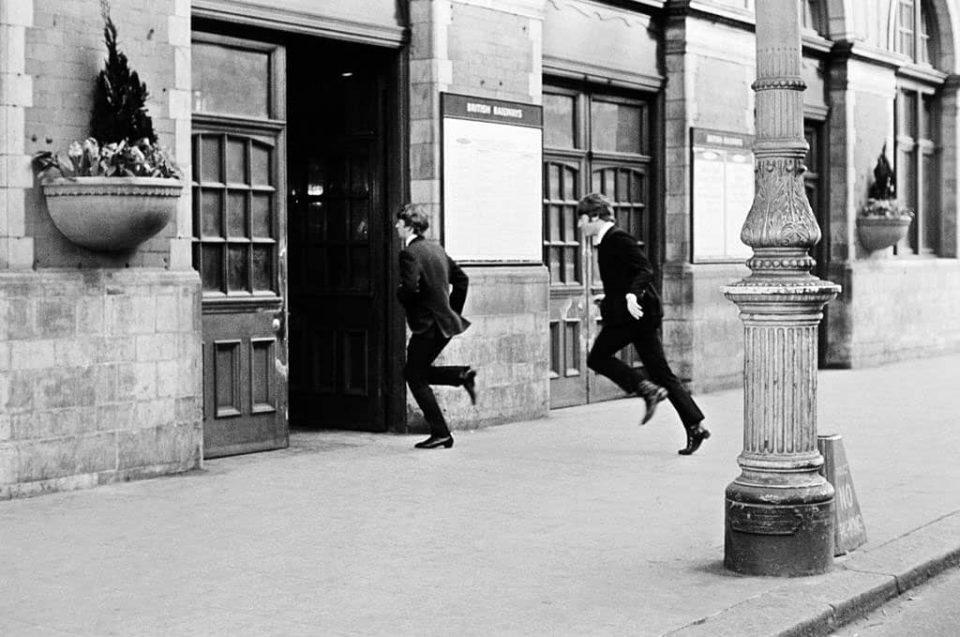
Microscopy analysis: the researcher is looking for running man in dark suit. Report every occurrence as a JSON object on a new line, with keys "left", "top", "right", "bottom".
{"left": 577, "top": 193, "right": 710, "bottom": 455}
{"left": 396, "top": 204, "right": 477, "bottom": 449}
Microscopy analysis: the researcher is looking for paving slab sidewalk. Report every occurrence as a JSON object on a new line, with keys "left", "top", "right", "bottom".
{"left": 1, "top": 354, "right": 959, "bottom": 637}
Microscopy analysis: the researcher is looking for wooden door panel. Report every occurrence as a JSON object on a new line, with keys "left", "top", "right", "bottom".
{"left": 202, "top": 305, "right": 285, "bottom": 458}
{"left": 548, "top": 288, "right": 587, "bottom": 408}
{"left": 251, "top": 337, "right": 279, "bottom": 412}
{"left": 213, "top": 339, "right": 242, "bottom": 417}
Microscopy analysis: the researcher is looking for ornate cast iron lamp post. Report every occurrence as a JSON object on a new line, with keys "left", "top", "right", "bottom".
{"left": 722, "top": 0, "right": 841, "bottom": 576}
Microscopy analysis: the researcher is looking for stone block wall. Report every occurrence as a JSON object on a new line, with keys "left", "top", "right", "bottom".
{"left": 826, "top": 57, "right": 897, "bottom": 263}
{"left": 661, "top": 263, "right": 749, "bottom": 394}
{"left": 0, "top": 0, "right": 36, "bottom": 269}
{"left": 825, "top": 259, "right": 960, "bottom": 368}
{"left": 661, "top": 15, "right": 755, "bottom": 392}
{"left": 0, "top": 269, "right": 202, "bottom": 499}
{"left": 403, "top": 0, "right": 549, "bottom": 431}
{"left": 408, "top": 0, "right": 542, "bottom": 214}
{"left": 24, "top": 0, "right": 193, "bottom": 270}
{"left": 405, "top": 266, "right": 550, "bottom": 432}
{"left": 0, "top": 0, "right": 201, "bottom": 498}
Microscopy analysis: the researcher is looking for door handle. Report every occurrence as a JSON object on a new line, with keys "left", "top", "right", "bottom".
{"left": 272, "top": 308, "right": 286, "bottom": 340}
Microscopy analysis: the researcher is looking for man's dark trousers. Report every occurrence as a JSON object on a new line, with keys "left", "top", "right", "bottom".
{"left": 404, "top": 325, "right": 469, "bottom": 438}
{"left": 588, "top": 320, "right": 704, "bottom": 428}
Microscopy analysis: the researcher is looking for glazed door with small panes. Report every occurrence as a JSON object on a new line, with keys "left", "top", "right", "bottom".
{"left": 543, "top": 86, "right": 655, "bottom": 408}
{"left": 286, "top": 42, "right": 389, "bottom": 431}
{"left": 191, "top": 35, "right": 288, "bottom": 458}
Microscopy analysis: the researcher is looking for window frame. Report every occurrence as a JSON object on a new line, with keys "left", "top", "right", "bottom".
{"left": 190, "top": 32, "right": 286, "bottom": 305}
{"left": 801, "top": 0, "right": 826, "bottom": 37}
{"left": 894, "top": 78, "right": 941, "bottom": 256}
{"left": 893, "top": 0, "right": 937, "bottom": 66}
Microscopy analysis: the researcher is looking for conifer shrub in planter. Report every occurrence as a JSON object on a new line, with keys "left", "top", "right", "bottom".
{"left": 33, "top": 12, "right": 182, "bottom": 252}
{"left": 856, "top": 147, "right": 913, "bottom": 253}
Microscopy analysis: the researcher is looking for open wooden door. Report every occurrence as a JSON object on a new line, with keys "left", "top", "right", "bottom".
{"left": 191, "top": 34, "right": 288, "bottom": 457}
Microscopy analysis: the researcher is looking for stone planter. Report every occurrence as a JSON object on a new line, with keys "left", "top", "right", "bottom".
{"left": 856, "top": 215, "right": 912, "bottom": 252}
{"left": 40, "top": 177, "right": 182, "bottom": 251}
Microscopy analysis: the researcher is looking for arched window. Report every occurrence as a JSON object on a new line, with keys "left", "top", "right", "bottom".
{"left": 894, "top": 0, "right": 937, "bottom": 66}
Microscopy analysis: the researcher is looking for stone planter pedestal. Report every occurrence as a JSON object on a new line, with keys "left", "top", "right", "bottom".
{"left": 40, "top": 177, "right": 182, "bottom": 252}
{"left": 856, "top": 216, "right": 912, "bottom": 252}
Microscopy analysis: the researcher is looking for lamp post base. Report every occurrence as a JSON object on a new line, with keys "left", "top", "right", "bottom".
{"left": 724, "top": 480, "right": 835, "bottom": 576}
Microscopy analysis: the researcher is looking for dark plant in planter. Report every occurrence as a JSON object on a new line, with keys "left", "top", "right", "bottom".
{"left": 31, "top": 5, "right": 182, "bottom": 253}
{"left": 90, "top": 16, "right": 156, "bottom": 145}
{"left": 860, "top": 144, "right": 912, "bottom": 219}
{"left": 33, "top": 9, "right": 178, "bottom": 180}
{"left": 857, "top": 145, "right": 913, "bottom": 252}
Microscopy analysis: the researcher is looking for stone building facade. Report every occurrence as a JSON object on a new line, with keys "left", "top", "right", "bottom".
{"left": 1, "top": 0, "right": 958, "bottom": 497}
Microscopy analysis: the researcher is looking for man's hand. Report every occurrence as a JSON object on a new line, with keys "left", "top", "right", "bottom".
{"left": 625, "top": 293, "right": 643, "bottom": 320}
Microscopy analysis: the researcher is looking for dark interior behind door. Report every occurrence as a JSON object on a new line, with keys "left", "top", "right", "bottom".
{"left": 287, "top": 41, "right": 391, "bottom": 431}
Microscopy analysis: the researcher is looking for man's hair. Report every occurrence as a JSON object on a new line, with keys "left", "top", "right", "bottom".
{"left": 397, "top": 203, "right": 430, "bottom": 235}
{"left": 577, "top": 193, "right": 615, "bottom": 221}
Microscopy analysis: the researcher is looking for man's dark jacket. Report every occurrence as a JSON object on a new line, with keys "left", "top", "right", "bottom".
{"left": 398, "top": 236, "right": 470, "bottom": 337}
{"left": 596, "top": 226, "right": 662, "bottom": 327}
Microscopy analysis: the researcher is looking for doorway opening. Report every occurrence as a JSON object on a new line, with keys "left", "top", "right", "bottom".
{"left": 286, "top": 38, "right": 402, "bottom": 432}
{"left": 192, "top": 22, "right": 404, "bottom": 458}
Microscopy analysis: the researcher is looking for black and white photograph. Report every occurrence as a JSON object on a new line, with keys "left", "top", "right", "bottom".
{"left": 1, "top": 0, "right": 959, "bottom": 635}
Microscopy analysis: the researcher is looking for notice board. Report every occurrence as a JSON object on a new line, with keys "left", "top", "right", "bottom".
{"left": 441, "top": 93, "right": 543, "bottom": 263}
{"left": 691, "top": 128, "right": 755, "bottom": 262}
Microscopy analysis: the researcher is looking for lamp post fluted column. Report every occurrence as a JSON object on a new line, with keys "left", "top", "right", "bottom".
{"left": 722, "top": 0, "right": 841, "bottom": 576}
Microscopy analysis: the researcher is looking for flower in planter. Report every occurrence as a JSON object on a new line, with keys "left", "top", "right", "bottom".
{"left": 32, "top": 8, "right": 181, "bottom": 181}
{"left": 861, "top": 197, "right": 914, "bottom": 219}
{"left": 34, "top": 137, "right": 181, "bottom": 180}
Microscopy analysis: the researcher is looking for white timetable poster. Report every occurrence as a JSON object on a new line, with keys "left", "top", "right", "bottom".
{"left": 691, "top": 128, "right": 755, "bottom": 262}
{"left": 441, "top": 93, "right": 543, "bottom": 263}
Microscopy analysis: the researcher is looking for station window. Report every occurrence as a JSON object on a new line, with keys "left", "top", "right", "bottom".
{"left": 894, "top": 0, "right": 936, "bottom": 65}
{"left": 896, "top": 86, "right": 940, "bottom": 255}
{"left": 801, "top": 1, "right": 826, "bottom": 37}
{"left": 889, "top": 0, "right": 943, "bottom": 256}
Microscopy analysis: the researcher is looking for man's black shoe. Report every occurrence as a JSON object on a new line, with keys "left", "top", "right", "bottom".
{"left": 414, "top": 435, "right": 454, "bottom": 449}
{"left": 638, "top": 380, "right": 668, "bottom": 426}
{"left": 678, "top": 424, "right": 710, "bottom": 455}
{"left": 462, "top": 368, "right": 477, "bottom": 405}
